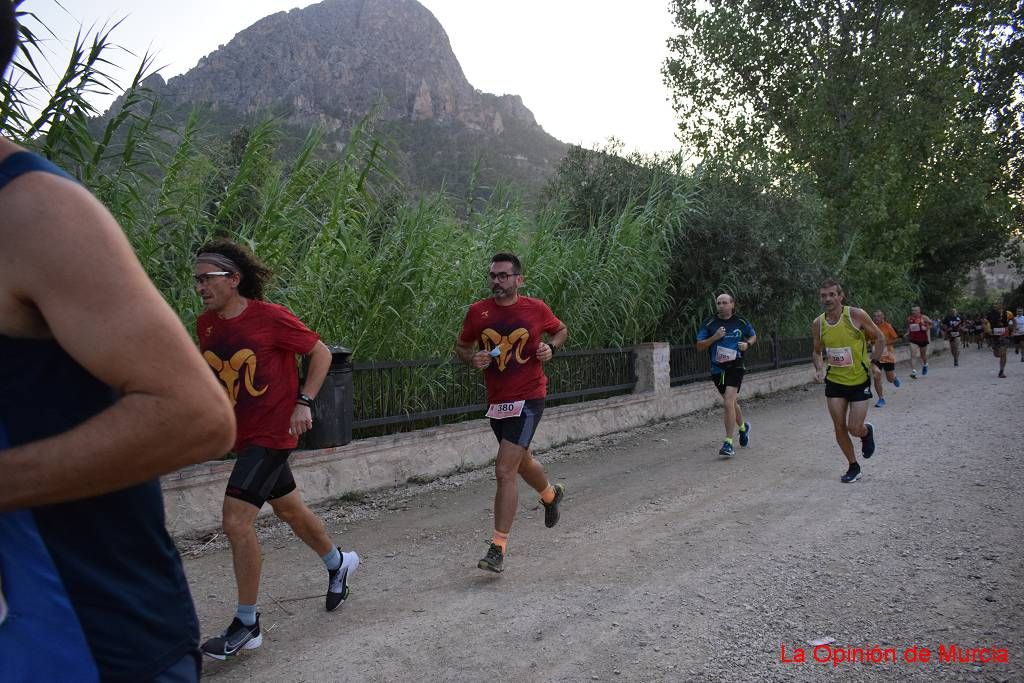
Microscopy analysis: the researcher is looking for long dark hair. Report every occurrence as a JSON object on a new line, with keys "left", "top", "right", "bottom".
{"left": 196, "top": 239, "right": 273, "bottom": 300}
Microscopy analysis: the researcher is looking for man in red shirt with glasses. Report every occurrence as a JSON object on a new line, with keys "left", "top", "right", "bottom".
{"left": 194, "top": 239, "right": 359, "bottom": 659}
{"left": 456, "top": 253, "right": 569, "bottom": 573}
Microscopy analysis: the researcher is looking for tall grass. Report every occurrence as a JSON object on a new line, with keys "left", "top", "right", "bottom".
{"left": 3, "top": 11, "right": 823, "bottom": 362}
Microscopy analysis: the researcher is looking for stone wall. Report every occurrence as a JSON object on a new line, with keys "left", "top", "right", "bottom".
{"left": 162, "top": 343, "right": 938, "bottom": 537}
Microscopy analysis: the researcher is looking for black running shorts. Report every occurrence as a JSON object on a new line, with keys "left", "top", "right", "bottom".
{"left": 490, "top": 399, "right": 545, "bottom": 448}
{"left": 710, "top": 366, "right": 744, "bottom": 395}
{"left": 871, "top": 359, "right": 895, "bottom": 372}
{"left": 911, "top": 339, "right": 929, "bottom": 348}
{"left": 825, "top": 379, "right": 873, "bottom": 402}
{"left": 226, "top": 445, "right": 297, "bottom": 508}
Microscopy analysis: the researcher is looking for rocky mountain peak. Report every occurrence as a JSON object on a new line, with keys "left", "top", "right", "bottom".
{"left": 122, "top": 0, "right": 566, "bottom": 197}
{"left": 163, "top": 0, "right": 538, "bottom": 134}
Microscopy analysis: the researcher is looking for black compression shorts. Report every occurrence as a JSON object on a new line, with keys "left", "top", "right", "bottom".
{"left": 225, "top": 445, "right": 297, "bottom": 508}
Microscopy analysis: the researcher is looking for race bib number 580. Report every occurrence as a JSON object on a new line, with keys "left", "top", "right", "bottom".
{"left": 486, "top": 400, "right": 525, "bottom": 419}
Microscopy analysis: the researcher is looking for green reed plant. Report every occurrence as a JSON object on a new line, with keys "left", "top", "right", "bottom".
{"left": 3, "top": 11, "right": 815, "bottom": 367}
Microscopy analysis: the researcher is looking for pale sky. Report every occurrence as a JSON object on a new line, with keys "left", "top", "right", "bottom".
{"left": 21, "top": 0, "right": 682, "bottom": 155}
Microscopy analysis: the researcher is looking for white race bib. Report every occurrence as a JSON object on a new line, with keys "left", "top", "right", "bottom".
{"left": 949, "top": 331, "right": 959, "bottom": 338}
{"left": 909, "top": 323, "right": 921, "bottom": 332}
{"left": 715, "top": 346, "right": 738, "bottom": 364}
{"left": 826, "top": 347, "right": 853, "bottom": 367}
{"left": 993, "top": 327, "right": 1007, "bottom": 337}
{"left": 486, "top": 400, "right": 525, "bottom": 420}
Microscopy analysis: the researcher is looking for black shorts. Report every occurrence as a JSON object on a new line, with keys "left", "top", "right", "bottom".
{"left": 872, "top": 359, "right": 895, "bottom": 372}
{"left": 990, "top": 336, "right": 1010, "bottom": 350}
{"left": 710, "top": 366, "right": 745, "bottom": 395}
{"left": 825, "top": 379, "right": 873, "bottom": 402}
{"left": 225, "top": 445, "right": 297, "bottom": 508}
{"left": 911, "top": 339, "right": 929, "bottom": 348}
{"left": 490, "top": 399, "right": 545, "bottom": 448}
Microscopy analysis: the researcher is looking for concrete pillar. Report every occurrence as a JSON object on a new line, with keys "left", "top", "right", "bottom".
{"left": 633, "top": 342, "right": 671, "bottom": 394}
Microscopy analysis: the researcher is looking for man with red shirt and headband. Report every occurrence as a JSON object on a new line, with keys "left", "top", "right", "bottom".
{"left": 456, "top": 252, "right": 569, "bottom": 573}
{"left": 194, "top": 239, "right": 359, "bottom": 659}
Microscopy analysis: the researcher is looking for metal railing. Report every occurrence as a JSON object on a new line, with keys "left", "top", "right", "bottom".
{"left": 671, "top": 335, "right": 813, "bottom": 386}
{"left": 351, "top": 348, "right": 636, "bottom": 438}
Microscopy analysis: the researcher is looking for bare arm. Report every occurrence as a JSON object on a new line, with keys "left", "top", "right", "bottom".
{"left": 537, "top": 324, "right": 569, "bottom": 362}
{"left": 0, "top": 172, "right": 236, "bottom": 511}
{"left": 811, "top": 317, "right": 825, "bottom": 382}
{"left": 695, "top": 326, "right": 725, "bottom": 351}
{"left": 290, "top": 340, "right": 332, "bottom": 438}
{"left": 301, "top": 340, "right": 333, "bottom": 399}
{"left": 455, "top": 337, "right": 491, "bottom": 369}
{"left": 850, "top": 307, "right": 884, "bottom": 362}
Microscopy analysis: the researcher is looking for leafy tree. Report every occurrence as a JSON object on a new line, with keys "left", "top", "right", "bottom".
{"left": 664, "top": 1, "right": 1022, "bottom": 310}
{"left": 662, "top": 159, "right": 827, "bottom": 338}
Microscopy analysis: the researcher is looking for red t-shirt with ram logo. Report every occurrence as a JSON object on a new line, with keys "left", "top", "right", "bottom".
{"left": 459, "top": 296, "right": 564, "bottom": 404}
{"left": 198, "top": 300, "right": 319, "bottom": 452}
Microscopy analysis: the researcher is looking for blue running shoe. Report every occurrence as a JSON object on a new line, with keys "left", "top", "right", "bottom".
{"left": 922, "top": 364, "right": 928, "bottom": 376}
{"left": 893, "top": 377, "right": 901, "bottom": 388}
{"left": 739, "top": 422, "right": 751, "bottom": 447}
{"left": 874, "top": 398, "right": 886, "bottom": 408}
{"left": 719, "top": 441, "right": 735, "bottom": 457}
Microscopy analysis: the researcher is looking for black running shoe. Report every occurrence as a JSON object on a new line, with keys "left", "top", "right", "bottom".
{"left": 542, "top": 483, "right": 565, "bottom": 528}
{"left": 326, "top": 549, "right": 360, "bottom": 612}
{"left": 201, "top": 614, "right": 262, "bottom": 660}
{"left": 861, "top": 422, "right": 875, "bottom": 458}
{"left": 477, "top": 543, "right": 504, "bottom": 573}
{"left": 840, "top": 463, "right": 862, "bottom": 483}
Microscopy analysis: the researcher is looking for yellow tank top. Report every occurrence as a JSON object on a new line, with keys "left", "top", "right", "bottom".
{"left": 817, "top": 306, "right": 869, "bottom": 386}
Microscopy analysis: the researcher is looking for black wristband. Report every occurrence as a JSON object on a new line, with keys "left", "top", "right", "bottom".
{"left": 297, "top": 393, "right": 313, "bottom": 407}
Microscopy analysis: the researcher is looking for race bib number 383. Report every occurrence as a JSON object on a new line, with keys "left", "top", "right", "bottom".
{"left": 826, "top": 347, "right": 853, "bottom": 367}
{"left": 486, "top": 400, "right": 525, "bottom": 419}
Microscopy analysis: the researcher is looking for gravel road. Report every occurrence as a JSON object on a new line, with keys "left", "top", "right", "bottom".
{"left": 184, "top": 346, "right": 1022, "bottom": 682}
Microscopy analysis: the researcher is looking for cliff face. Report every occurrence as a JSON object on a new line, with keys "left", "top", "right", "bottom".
{"left": 141, "top": 0, "right": 566, "bottom": 196}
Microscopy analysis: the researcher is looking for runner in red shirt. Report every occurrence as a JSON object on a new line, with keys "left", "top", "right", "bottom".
{"left": 904, "top": 305, "right": 933, "bottom": 378}
{"left": 194, "top": 240, "right": 359, "bottom": 660}
{"left": 456, "top": 252, "right": 569, "bottom": 573}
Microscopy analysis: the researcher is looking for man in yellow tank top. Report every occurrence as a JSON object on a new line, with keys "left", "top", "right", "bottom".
{"left": 811, "top": 280, "right": 885, "bottom": 483}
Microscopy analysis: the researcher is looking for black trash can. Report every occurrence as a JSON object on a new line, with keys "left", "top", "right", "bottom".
{"left": 303, "top": 346, "right": 353, "bottom": 449}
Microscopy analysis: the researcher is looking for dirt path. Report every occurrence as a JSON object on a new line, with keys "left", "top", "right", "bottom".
{"left": 185, "top": 346, "right": 1022, "bottom": 682}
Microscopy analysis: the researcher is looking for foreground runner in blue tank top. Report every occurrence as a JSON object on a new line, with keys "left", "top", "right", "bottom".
{"left": 0, "top": 137, "right": 235, "bottom": 681}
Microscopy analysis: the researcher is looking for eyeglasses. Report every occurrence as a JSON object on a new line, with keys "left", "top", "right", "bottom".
{"left": 488, "top": 271, "right": 520, "bottom": 282}
{"left": 194, "top": 271, "right": 232, "bottom": 285}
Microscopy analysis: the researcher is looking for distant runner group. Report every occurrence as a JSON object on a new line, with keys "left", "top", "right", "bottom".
{"left": 693, "top": 281, "right": 1018, "bottom": 487}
